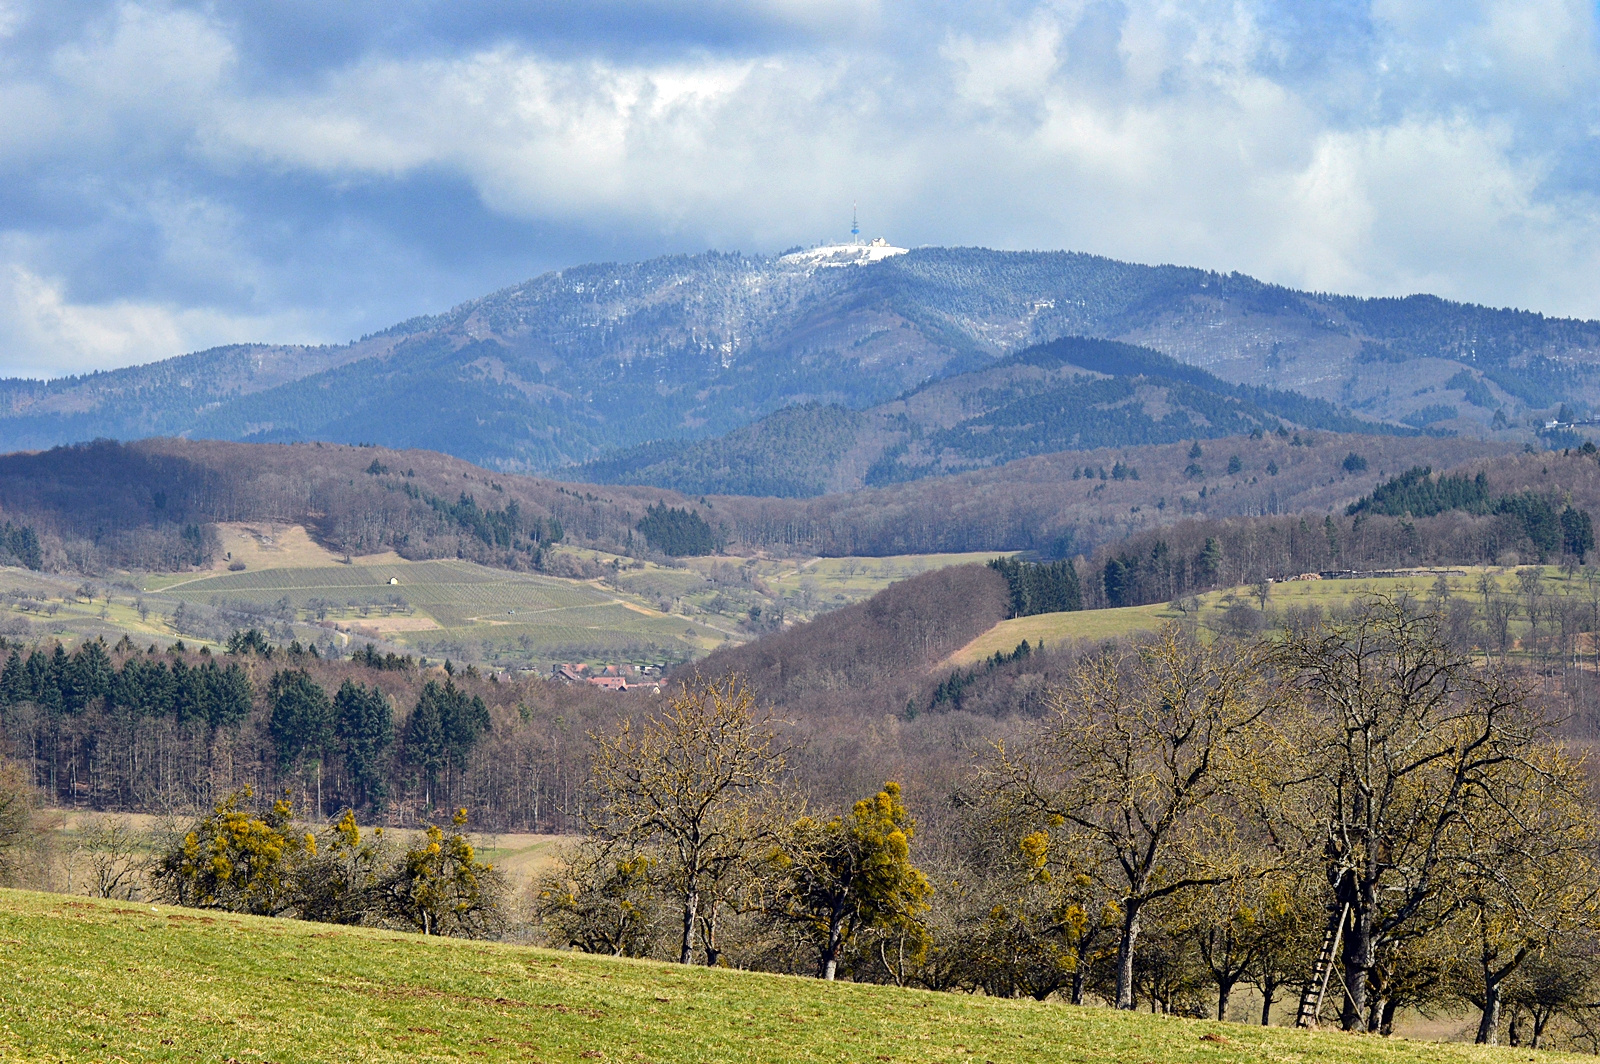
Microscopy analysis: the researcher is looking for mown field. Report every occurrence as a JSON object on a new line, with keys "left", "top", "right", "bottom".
{"left": 0, "top": 889, "right": 1578, "bottom": 1064}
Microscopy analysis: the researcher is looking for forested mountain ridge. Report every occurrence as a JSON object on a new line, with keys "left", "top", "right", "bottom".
{"left": 1, "top": 247, "right": 1596, "bottom": 468}
{"left": 575, "top": 337, "right": 1411, "bottom": 496}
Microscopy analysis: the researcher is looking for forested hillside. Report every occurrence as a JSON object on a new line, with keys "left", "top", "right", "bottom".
{"left": 709, "top": 431, "right": 1508, "bottom": 557}
{"left": 0, "top": 635, "right": 621, "bottom": 832}
{"left": 0, "top": 432, "right": 1509, "bottom": 574}
{"left": 1, "top": 248, "right": 1597, "bottom": 468}
{"left": 0, "top": 438, "right": 680, "bottom": 572}
{"left": 1076, "top": 447, "right": 1600, "bottom": 610}
{"left": 577, "top": 337, "right": 1408, "bottom": 495}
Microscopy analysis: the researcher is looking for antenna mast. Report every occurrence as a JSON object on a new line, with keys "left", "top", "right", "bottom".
{"left": 851, "top": 203, "right": 860, "bottom": 245}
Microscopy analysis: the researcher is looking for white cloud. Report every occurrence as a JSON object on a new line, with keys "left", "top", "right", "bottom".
{"left": 0, "top": 263, "right": 320, "bottom": 379}
{"left": 5, "top": 0, "right": 1600, "bottom": 376}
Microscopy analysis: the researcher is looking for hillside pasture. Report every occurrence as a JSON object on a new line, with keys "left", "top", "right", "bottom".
{"left": 945, "top": 566, "right": 1568, "bottom": 666}
{"left": 0, "top": 889, "right": 1576, "bottom": 1064}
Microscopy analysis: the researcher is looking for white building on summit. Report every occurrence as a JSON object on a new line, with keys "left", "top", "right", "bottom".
{"left": 779, "top": 208, "right": 909, "bottom": 268}
{"left": 780, "top": 236, "right": 907, "bottom": 268}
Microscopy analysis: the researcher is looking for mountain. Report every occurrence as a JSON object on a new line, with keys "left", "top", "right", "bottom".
{"left": 2, "top": 247, "right": 1597, "bottom": 470}
{"left": 573, "top": 336, "right": 1413, "bottom": 496}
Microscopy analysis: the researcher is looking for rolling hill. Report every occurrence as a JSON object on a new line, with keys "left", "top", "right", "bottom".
{"left": 0, "top": 430, "right": 1512, "bottom": 576}
{"left": 1, "top": 247, "right": 1596, "bottom": 471}
{"left": 1, "top": 890, "right": 1561, "bottom": 1064}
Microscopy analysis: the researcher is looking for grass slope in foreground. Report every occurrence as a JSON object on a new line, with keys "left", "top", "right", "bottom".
{"left": 0, "top": 890, "right": 1576, "bottom": 1064}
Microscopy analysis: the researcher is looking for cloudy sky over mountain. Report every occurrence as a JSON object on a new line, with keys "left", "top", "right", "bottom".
{"left": 2, "top": 0, "right": 1598, "bottom": 377}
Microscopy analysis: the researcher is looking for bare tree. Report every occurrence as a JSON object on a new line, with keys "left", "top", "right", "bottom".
{"left": 992, "top": 628, "right": 1276, "bottom": 1009}
{"left": 0, "top": 759, "right": 35, "bottom": 886}
{"left": 588, "top": 675, "right": 786, "bottom": 965}
{"left": 83, "top": 817, "right": 144, "bottom": 900}
{"left": 1277, "top": 598, "right": 1553, "bottom": 1032}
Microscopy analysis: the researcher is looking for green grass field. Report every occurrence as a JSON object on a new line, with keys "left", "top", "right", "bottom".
{"left": 0, "top": 889, "right": 1577, "bottom": 1064}
{"left": 948, "top": 566, "right": 1590, "bottom": 666}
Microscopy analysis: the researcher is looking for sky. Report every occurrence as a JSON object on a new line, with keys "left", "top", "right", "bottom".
{"left": 3, "top": 0, "right": 1600, "bottom": 379}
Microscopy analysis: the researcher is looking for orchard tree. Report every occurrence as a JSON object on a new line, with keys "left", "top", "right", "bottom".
{"left": 151, "top": 788, "right": 312, "bottom": 916}
{"left": 1277, "top": 598, "right": 1558, "bottom": 1032}
{"left": 0, "top": 758, "right": 34, "bottom": 885}
{"left": 534, "top": 838, "right": 666, "bottom": 958}
{"left": 381, "top": 808, "right": 503, "bottom": 937}
{"left": 992, "top": 627, "right": 1277, "bottom": 1010}
{"left": 768, "top": 782, "right": 933, "bottom": 981}
{"left": 588, "top": 675, "right": 785, "bottom": 966}
{"left": 1449, "top": 746, "right": 1598, "bottom": 1045}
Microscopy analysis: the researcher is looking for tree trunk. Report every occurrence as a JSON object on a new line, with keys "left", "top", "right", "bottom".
{"left": 1114, "top": 900, "right": 1142, "bottom": 1010}
{"left": 1475, "top": 978, "right": 1502, "bottom": 1045}
{"left": 1340, "top": 896, "right": 1372, "bottom": 1032}
{"left": 1217, "top": 978, "right": 1237, "bottom": 1022}
{"left": 821, "top": 907, "right": 846, "bottom": 981}
{"left": 1070, "top": 966, "right": 1086, "bottom": 1006}
{"left": 679, "top": 882, "right": 699, "bottom": 965}
{"left": 701, "top": 902, "right": 720, "bottom": 967}
{"left": 1379, "top": 998, "right": 1397, "bottom": 1037}
{"left": 1259, "top": 980, "right": 1276, "bottom": 1026}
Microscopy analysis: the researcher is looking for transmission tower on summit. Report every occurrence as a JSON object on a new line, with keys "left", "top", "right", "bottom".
{"left": 851, "top": 203, "right": 860, "bottom": 245}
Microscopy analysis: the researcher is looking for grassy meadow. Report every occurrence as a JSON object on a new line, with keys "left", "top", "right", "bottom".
{"left": 0, "top": 888, "right": 1580, "bottom": 1064}
{"left": 947, "top": 565, "right": 1593, "bottom": 666}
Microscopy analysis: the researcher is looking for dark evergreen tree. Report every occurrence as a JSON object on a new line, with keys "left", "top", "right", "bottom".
{"left": 403, "top": 684, "right": 446, "bottom": 808}
{"left": 988, "top": 558, "right": 1081, "bottom": 617}
{"left": 61, "top": 641, "right": 113, "bottom": 713}
{"left": 335, "top": 680, "right": 394, "bottom": 810}
{"left": 1562, "top": 507, "right": 1595, "bottom": 562}
{"left": 202, "top": 661, "right": 253, "bottom": 728}
{"left": 226, "top": 628, "right": 273, "bottom": 656}
{"left": 403, "top": 678, "right": 489, "bottom": 809}
{"left": 636, "top": 504, "right": 717, "bottom": 556}
{"left": 268, "top": 669, "right": 334, "bottom": 769}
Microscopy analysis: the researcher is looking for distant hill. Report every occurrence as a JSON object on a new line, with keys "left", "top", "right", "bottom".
{"left": 0, "top": 431, "right": 1512, "bottom": 572}
{"left": 574, "top": 337, "right": 1411, "bottom": 496}
{"left": 0, "top": 247, "right": 1594, "bottom": 469}
{"left": 0, "top": 438, "right": 682, "bottom": 572}
{"left": 707, "top": 431, "right": 1511, "bottom": 558}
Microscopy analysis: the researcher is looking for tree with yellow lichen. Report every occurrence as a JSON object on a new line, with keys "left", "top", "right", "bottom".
{"left": 766, "top": 782, "right": 932, "bottom": 981}
{"left": 150, "top": 787, "right": 313, "bottom": 916}
{"left": 380, "top": 808, "right": 504, "bottom": 937}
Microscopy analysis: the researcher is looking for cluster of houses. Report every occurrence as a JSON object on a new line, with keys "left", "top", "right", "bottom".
{"left": 549, "top": 662, "right": 664, "bottom": 692}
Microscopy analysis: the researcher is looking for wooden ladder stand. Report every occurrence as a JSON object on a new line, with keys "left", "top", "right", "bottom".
{"left": 1294, "top": 903, "right": 1350, "bottom": 1029}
